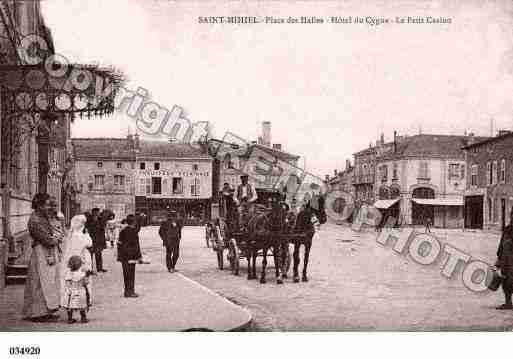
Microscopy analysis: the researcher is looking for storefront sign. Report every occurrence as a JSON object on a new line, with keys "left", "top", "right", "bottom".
{"left": 138, "top": 169, "right": 210, "bottom": 177}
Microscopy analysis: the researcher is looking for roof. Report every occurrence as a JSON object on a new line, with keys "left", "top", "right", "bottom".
{"left": 378, "top": 134, "right": 489, "bottom": 160}
{"left": 72, "top": 138, "right": 134, "bottom": 160}
{"left": 462, "top": 132, "right": 512, "bottom": 149}
{"left": 72, "top": 138, "right": 211, "bottom": 160}
{"left": 138, "top": 140, "right": 211, "bottom": 160}
{"left": 218, "top": 143, "right": 299, "bottom": 162}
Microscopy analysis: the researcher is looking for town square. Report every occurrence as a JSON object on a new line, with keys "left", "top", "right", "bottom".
{"left": 1, "top": 0, "right": 513, "bottom": 347}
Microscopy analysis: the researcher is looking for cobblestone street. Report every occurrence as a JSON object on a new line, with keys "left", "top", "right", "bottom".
{"left": 174, "top": 223, "right": 513, "bottom": 331}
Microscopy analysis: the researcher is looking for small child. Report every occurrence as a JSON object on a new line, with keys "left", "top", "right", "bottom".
{"left": 63, "top": 255, "right": 91, "bottom": 324}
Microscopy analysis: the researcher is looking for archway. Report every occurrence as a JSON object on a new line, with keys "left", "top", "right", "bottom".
{"left": 412, "top": 187, "right": 435, "bottom": 225}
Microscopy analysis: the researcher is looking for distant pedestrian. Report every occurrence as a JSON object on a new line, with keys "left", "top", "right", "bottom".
{"left": 159, "top": 210, "right": 183, "bottom": 273}
{"left": 424, "top": 217, "right": 432, "bottom": 233}
{"left": 495, "top": 208, "right": 513, "bottom": 310}
{"left": 117, "top": 215, "right": 142, "bottom": 297}
{"left": 62, "top": 255, "right": 91, "bottom": 323}
{"left": 106, "top": 213, "right": 117, "bottom": 248}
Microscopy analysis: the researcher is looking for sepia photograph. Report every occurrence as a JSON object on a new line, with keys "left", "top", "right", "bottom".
{"left": 0, "top": 0, "right": 513, "bottom": 356}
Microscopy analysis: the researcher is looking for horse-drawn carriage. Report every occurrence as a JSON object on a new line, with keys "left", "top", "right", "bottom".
{"left": 206, "top": 188, "right": 319, "bottom": 284}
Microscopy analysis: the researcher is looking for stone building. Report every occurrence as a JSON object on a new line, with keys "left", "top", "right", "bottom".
{"left": 214, "top": 122, "right": 301, "bottom": 207}
{"left": 463, "top": 131, "right": 513, "bottom": 231}
{"left": 134, "top": 140, "right": 213, "bottom": 225}
{"left": 374, "top": 133, "right": 487, "bottom": 228}
{"left": 0, "top": 1, "right": 122, "bottom": 285}
{"left": 352, "top": 134, "right": 395, "bottom": 207}
{"left": 72, "top": 136, "right": 138, "bottom": 220}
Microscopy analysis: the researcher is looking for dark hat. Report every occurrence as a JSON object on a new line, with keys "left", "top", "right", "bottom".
{"left": 240, "top": 174, "right": 249, "bottom": 179}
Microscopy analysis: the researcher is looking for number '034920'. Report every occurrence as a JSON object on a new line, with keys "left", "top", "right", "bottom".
{"left": 9, "top": 347, "right": 40, "bottom": 356}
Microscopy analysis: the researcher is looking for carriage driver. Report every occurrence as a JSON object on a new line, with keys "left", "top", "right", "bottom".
{"left": 234, "top": 174, "right": 258, "bottom": 228}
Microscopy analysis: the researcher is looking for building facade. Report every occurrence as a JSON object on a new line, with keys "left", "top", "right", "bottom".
{"left": 72, "top": 137, "right": 137, "bottom": 221}
{"left": 374, "top": 134, "right": 485, "bottom": 228}
{"left": 134, "top": 140, "right": 213, "bottom": 225}
{"left": 463, "top": 131, "right": 513, "bottom": 231}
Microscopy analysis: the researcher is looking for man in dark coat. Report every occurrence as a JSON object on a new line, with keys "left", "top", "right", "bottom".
{"left": 496, "top": 208, "right": 513, "bottom": 309}
{"left": 93, "top": 209, "right": 108, "bottom": 272}
{"left": 159, "top": 210, "right": 183, "bottom": 273}
{"left": 117, "top": 215, "right": 142, "bottom": 298}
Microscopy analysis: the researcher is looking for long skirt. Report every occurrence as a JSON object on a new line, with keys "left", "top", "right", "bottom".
{"left": 22, "top": 245, "right": 61, "bottom": 318}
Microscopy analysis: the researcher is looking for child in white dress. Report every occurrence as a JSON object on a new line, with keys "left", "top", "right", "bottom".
{"left": 62, "top": 255, "right": 90, "bottom": 323}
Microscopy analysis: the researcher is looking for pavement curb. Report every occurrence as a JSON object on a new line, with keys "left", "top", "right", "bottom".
{"left": 176, "top": 273, "right": 253, "bottom": 331}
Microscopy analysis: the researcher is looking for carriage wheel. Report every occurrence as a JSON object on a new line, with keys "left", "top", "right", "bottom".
{"left": 229, "top": 239, "right": 240, "bottom": 276}
{"left": 216, "top": 248, "right": 224, "bottom": 270}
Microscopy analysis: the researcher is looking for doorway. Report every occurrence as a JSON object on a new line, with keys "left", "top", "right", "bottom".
{"left": 412, "top": 187, "right": 435, "bottom": 225}
{"left": 464, "top": 195, "right": 483, "bottom": 229}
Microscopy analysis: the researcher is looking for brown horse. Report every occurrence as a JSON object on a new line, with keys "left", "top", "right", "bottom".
{"left": 246, "top": 200, "right": 290, "bottom": 284}
{"left": 290, "top": 204, "right": 316, "bottom": 283}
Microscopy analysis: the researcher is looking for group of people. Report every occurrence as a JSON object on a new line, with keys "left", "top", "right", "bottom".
{"left": 22, "top": 193, "right": 145, "bottom": 323}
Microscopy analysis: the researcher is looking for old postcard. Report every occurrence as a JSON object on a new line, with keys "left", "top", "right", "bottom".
{"left": 0, "top": 0, "right": 512, "bottom": 357}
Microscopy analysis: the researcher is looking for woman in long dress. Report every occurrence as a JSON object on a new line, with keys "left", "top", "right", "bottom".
{"left": 22, "top": 193, "right": 61, "bottom": 321}
{"left": 61, "top": 215, "right": 93, "bottom": 308}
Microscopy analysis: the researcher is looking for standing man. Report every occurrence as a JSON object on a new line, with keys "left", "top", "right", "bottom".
{"left": 496, "top": 208, "right": 513, "bottom": 310}
{"left": 234, "top": 174, "right": 257, "bottom": 229}
{"left": 88, "top": 208, "right": 108, "bottom": 273}
{"left": 159, "top": 210, "right": 183, "bottom": 273}
{"left": 117, "top": 215, "right": 142, "bottom": 298}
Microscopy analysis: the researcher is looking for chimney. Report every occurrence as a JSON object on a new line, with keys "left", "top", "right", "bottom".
{"left": 334, "top": 169, "right": 338, "bottom": 177}
{"left": 134, "top": 133, "right": 140, "bottom": 149}
{"left": 393, "top": 131, "right": 397, "bottom": 153}
{"left": 346, "top": 159, "right": 351, "bottom": 170}
{"left": 262, "top": 121, "right": 271, "bottom": 147}
{"left": 325, "top": 175, "right": 330, "bottom": 183}
{"left": 127, "top": 133, "right": 134, "bottom": 149}
{"left": 467, "top": 132, "right": 475, "bottom": 145}
{"left": 380, "top": 132, "right": 385, "bottom": 145}
{"left": 272, "top": 143, "right": 282, "bottom": 151}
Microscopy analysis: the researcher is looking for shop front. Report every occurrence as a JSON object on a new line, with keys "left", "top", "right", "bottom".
{"left": 136, "top": 197, "right": 211, "bottom": 226}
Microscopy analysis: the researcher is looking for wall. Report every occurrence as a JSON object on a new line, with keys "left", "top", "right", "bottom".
{"left": 135, "top": 159, "right": 212, "bottom": 199}
{"left": 74, "top": 159, "right": 136, "bottom": 219}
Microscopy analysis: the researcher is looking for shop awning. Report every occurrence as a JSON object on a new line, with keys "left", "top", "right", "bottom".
{"left": 412, "top": 197, "right": 463, "bottom": 206}
{"left": 373, "top": 198, "right": 400, "bottom": 209}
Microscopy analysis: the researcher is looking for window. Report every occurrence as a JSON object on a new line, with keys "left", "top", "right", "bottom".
{"left": 172, "top": 177, "right": 183, "bottom": 194}
{"left": 97, "top": 161, "right": 103, "bottom": 168}
{"left": 224, "top": 154, "right": 233, "bottom": 169}
{"left": 138, "top": 178, "right": 145, "bottom": 195}
{"left": 471, "top": 165, "right": 478, "bottom": 186}
{"left": 117, "top": 162, "right": 122, "bottom": 169}
{"left": 193, "top": 164, "right": 198, "bottom": 171}
{"left": 191, "top": 178, "right": 200, "bottom": 196}
{"left": 94, "top": 175, "right": 105, "bottom": 190}
{"left": 140, "top": 162, "right": 146, "bottom": 170}
{"left": 152, "top": 177, "right": 162, "bottom": 194}
{"left": 380, "top": 165, "right": 388, "bottom": 182}
{"left": 486, "top": 162, "right": 491, "bottom": 185}
{"left": 501, "top": 159, "right": 506, "bottom": 183}
{"left": 449, "top": 163, "right": 460, "bottom": 180}
{"left": 460, "top": 164, "right": 465, "bottom": 179}
{"left": 154, "top": 162, "right": 160, "bottom": 170}
{"left": 488, "top": 198, "right": 493, "bottom": 222}
{"left": 392, "top": 163, "right": 398, "bottom": 180}
{"left": 418, "top": 161, "right": 429, "bottom": 179}
{"left": 145, "top": 178, "right": 151, "bottom": 195}
{"left": 493, "top": 161, "right": 498, "bottom": 185}
{"left": 114, "top": 175, "right": 125, "bottom": 187}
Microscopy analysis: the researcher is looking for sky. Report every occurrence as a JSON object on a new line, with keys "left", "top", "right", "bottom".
{"left": 40, "top": 0, "right": 513, "bottom": 177}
